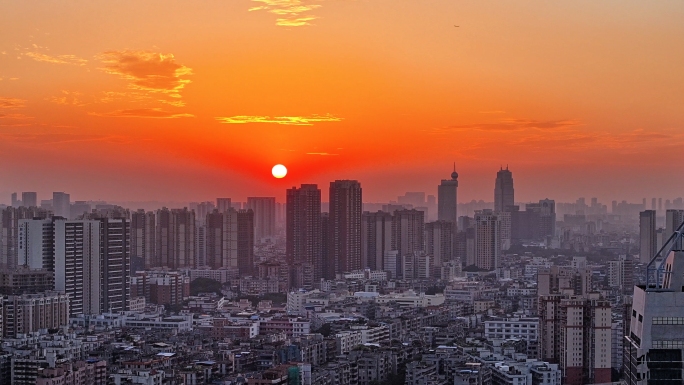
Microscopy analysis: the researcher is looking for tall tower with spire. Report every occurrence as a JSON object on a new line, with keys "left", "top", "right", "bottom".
{"left": 494, "top": 166, "right": 514, "bottom": 212}
{"left": 438, "top": 164, "right": 459, "bottom": 225}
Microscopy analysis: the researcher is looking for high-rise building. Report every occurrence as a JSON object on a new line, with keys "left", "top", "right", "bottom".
{"left": 328, "top": 180, "right": 362, "bottom": 278}
{"left": 624, "top": 249, "right": 684, "bottom": 385}
{"left": 425, "top": 220, "right": 455, "bottom": 268}
{"left": 361, "top": 211, "right": 392, "bottom": 271}
{"left": 216, "top": 198, "right": 232, "bottom": 213}
{"left": 608, "top": 255, "right": 634, "bottom": 295}
{"left": 2, "top": 206, "right": 51, "bottom": 270}
{"left": 665, "top": 209, "right": 684, "bottom": 250}
{"left": 539, "top": 294, "right": 612, "bottom": 385}
{"left": 474, "top": 209, "right": 501, "bottom": 271}
{"left": 438, "top": 168, "right": 458, "bottom": 225}
{"left": 2, "top": 291, "right": 69, "bottom": 338}
{"left": 392, "top": 209, "right": 424, "bottom": 278}
{"left": 639, "top": 210, "right": 657, "bottom": 263}
{"left": 246, "top": 197, "right": 277, "bottom": 242}
{"left": 18, "top": 217, "right": 131, "bottom": 316}
{"left": 156, "top": 208, "right": 196, "bottom": 269}
{"left": 131, "top": 210, "right": 156, "bottom": 269}
{"left": 286, "top": 185, "right": 322, "bottom": 286}
{"left": 11, "top": 193, "right": 19, "bottom": 208}
{"left": 204, "top": 208, "right": 253, "bottom": 274}
{"left": 52, "top": 192, "right": 71, "bottom": 219}
{"left": 21, "top": 192, "right": 37, "bottom": 208}
{"left": 494, "top": 167, "right": 514, "bottom": 212}
{"left": 511, "top": 199, "right": 556, "bottom": 241}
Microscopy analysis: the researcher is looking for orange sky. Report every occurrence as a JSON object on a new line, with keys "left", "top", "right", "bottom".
{"left": 1, "top": 1, "right": 683, "bottom": 204}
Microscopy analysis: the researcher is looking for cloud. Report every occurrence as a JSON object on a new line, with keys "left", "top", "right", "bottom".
{"left": 307, "top": 152, "right": 339, "bottom": 156}
{"left": 250, "top": 0, "right": 321, "bottom": 26}
{"left": 0, "top": 113, "right": 32, "bottom": 120}
{"left": 90, "top": 108, "right": 194, "bottom": 119}
{"left": 216, "top": 114, "right": 342, "bottom": 126}
{"left": 98, "top": 51, "right": 192, "bottom": 96}
{"left": 48, "top": 90, "right": 85, "bottom": 106}
{"left": 24, "top": 52, "right": 88, "bottom": 66}
{"left": 0, "top": 97, "right": 26, "bottom": 109}
{"left": 442, "top": 118, "right": 581, "bottom": 132}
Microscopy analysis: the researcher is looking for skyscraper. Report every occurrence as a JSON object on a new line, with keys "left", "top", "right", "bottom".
{"left": 216, "top": 198, "right": 231, "bottom": 213}
{"left": 205, "top": 208, "right": 255, "bottom": 272}
{"left": 361, "top": 211, "right": 392, "bottom": 271}
{"left": 328, "top": 180, "right": 362, "bottom": 278}
{"left": 494, "top": 166, "right": 514, "bottom": 212}
{"left": 96, "top": 217, "right": 131, "bottom": 314}
{"left": 236, "top": 209, "right": 255, "bottom": 275}
{"left": 156, "top": 208, "right": 196, "bottom": 269}
{"left": 425, "top": 220, "right": 455, "bottom": 268}
{"left": 639, "top": 210, "right": 657, "bottom": 263}
{"left": 474, "top": 209, "right": 501, "bottom": 271}
{"left": 624, "top": 249, "right": 684, "bottom": 385}
{"left": 246, "top": 197, "right": 276, "bottom": 242}
{"left": 52, "top": 192, "right": 71, "bottom": 219}
{"left": 286, "top": 184, "right": 322, "bottom": 286}
{"left": 131, "top": 210, "right": 156, "bottom": 269}
{"left": 21, "top": 192, "right": 37, "bottom": 208}
{"left": 438, "top": 167, "right": 458, "bottom": 225}
{"left": 392, "top": 209, "right": 424, "bottom": 278}
{"left": 665, "top": 209, "right": 684, "bottom": 250}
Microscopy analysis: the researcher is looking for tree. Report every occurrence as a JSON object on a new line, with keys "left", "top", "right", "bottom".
{"left": 190, "top": 278, "right": 222, "bottom": 296}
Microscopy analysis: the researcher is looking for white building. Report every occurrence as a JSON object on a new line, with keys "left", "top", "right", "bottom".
{"left": 484, "top": 317, "right": 539, "bottom": 342}
{"left": 375, "top": 290, "right": 445, "bottom": 307}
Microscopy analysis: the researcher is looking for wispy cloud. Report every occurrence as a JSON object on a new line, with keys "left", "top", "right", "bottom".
{"left": 0, "top": 97, "right": 26, "bottom": 109}
{"left": 24, "top": 52, "right": 88, "bottom": 66}
{"left": 98, "top": 51, "right": 192, "bottom": 96}
{"left": 48, "top": 90, "right": 85, "bottom": 106}
{"left": 90, "top": 108, "right": 194, "bottom": 119}
{"left": 0, "top": 113, "right": 32, "bottom": 120}
{"left": 250, "top": 0, "right": 322, "bottom": 27}
{"left": 306, "top": 152, "right": 339, "bottom": 156}
{"left": 216, "top": 114, "right": 342, "bottom": 126}
{"left": 439, "top": 118, "right": 581, "bottom": 132}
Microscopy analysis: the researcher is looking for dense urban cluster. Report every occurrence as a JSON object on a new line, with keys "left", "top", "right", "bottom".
{"left": 0, "top": 168, "right": 681, "bottom": 385}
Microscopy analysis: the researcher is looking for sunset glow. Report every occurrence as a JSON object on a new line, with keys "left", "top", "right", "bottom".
{"left": 1, "top": 1, "right": 683, "bottom": 203}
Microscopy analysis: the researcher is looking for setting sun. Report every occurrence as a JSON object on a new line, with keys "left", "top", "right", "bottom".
{"left": 272, "top": 164, "right": 287, "bottom": 179}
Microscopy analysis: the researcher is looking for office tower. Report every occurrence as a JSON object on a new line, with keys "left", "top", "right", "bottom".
{"left": 539, "top": 295, "right": 611, "bottom": 385}
{"left": 156, "top": 208, "right": 196, "bottom": 269}
{"left": 494, "top": 166, "right": 514, "bottom": 212}
{"left": 639, "top": 210, "right": 657, "bottom": 263}
{"left": 286, "top": 185, "right": 322, "bottom": 286}
{"left": 624, "top": 250, "right": 684, "bottom": 385}
{"left": 52, "top": 192, "right": 70, "bottom": 219}
{"left": 131, "top": 210, "right": 156, "bottom": 270}
{"left": 246, "top": 197, "right": 277, "bottom": 242}
{"left": 361, "top": 211, "right": 392, "bottom": 271}
{"left": 438, "top": 168, "right": 458, "bottom": 224}
{"left": 425, "top": 220, "right": 455, "bottom": 268}
{"left": 665, "top": 209, "right": 684, "bottom": 250}
{"left": 21, "top": 192, "right": 37, "bottom": 208}
{"left": 474, "top": 209, "right": 501, "bottom": 271}
{"left": 216, "top": 198, "right": 232, "bottom": 213}
{"left": 11, "top": 193, "right": 19, "bottom": 208}
{"left": 2, "top": 292, "right": 69, "bottom": 338}
{"left": 328, "top": 180, "right": 362, "bottom": 278}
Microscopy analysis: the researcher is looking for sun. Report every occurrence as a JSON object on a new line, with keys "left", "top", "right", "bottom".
{"left": 272, "top": 164, "right": 287, "bottom": 178}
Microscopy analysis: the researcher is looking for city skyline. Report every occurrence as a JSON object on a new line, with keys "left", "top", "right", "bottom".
{"left": 2, "top": 1, "right": 684, "bottom": 203}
